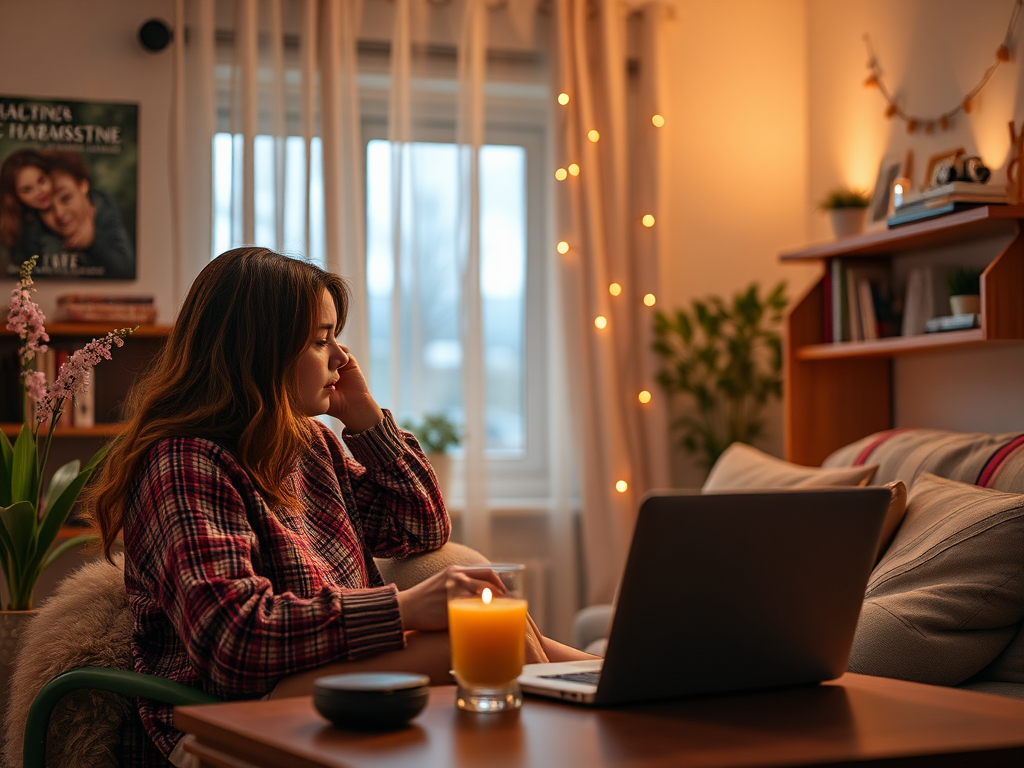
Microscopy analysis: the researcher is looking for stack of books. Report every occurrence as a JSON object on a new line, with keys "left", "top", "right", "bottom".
{"left": 889, "top": 182, "right": 1007, "bottom": 227}
{"left": 56, "top": 294, "right": 156, "bottom": 324}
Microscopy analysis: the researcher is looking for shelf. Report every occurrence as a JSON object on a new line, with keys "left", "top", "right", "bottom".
{"left": 782, "top": 205, "right": 1024, "bottom": 467}
{"left": 1, "top": 423, "right": 122, "bottom": 438}
{"left": 780, "top": 205, "right": 1024, "bottom": 262}
{"left": 0, "top": 322, "right": 172, "bottom": 338}
{"left": 794, "top": 329, "right": 999, "bottom": 359}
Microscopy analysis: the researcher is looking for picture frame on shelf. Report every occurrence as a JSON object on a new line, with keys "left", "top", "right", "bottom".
{"left": 868, "top": 154, "right": 905, "bottom": 229}
{"left": 923, "top": 147, "right": 965, "bottom": 190}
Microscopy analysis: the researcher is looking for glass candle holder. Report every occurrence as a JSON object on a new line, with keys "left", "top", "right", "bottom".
{"left": 447, "top": 563, "right": 527, "bottom": 712}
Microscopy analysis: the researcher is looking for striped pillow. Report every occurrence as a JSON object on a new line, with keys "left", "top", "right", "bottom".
{"left": 848, "top": 473, "right": 1024, "bottom": 686}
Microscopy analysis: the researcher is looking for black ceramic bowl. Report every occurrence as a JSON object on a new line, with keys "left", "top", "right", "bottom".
{"left": 313, "top": 672, "right": 430, "bottom": 730}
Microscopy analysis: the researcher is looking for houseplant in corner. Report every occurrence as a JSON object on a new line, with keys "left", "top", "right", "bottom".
{"left": 652, "top": 282, "right": 787, "bottom": 475}
{"left": 401, "top": 413, "right": 461, "bottom": 499}
{"left": 819, "top": 187, "right": 870, "bottom": 238}
{"left": 0, "top": 256, "right": 134, "bottom": 695}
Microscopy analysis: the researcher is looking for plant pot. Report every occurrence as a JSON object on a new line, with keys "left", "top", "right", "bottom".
{"left": 829, "top": 208, "right": 868, "bottom": 239}
{"left": 1, "top": 608, "right": 40, "bottom": 707}
{"left": 949, "top": 294, "right": 981, "bottom": 316}
{"left": 426, "top": 452, "right": 452, "bottom": 500}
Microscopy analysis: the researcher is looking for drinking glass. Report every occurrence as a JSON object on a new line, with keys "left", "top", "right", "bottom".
{"left": 447, "top": 563, "right": 527, "bottom": 712}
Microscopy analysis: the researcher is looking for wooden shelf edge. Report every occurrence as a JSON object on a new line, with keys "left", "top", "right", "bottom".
{"left": 0, "top": 423, "right": 121, "bottom": 438}
{"left": 795, "top": 329, "right": 998, "bottom": 359}
{"left": 781, "top": 205, "right": 1024, "bottom": 262}
{"left": 0, "top": 323, "right": 171, "bottom": 338}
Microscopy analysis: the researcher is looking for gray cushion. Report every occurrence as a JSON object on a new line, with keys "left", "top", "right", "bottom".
{"left": 848, "top": 473, "right": 1024, "bottom": 686}
{"left": 703, "top": 442, "right": 877, "bottom": 491}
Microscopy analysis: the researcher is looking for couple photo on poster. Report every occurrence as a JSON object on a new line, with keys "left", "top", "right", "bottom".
{"left": 0, "top": 96, "right": 138, "bottom": 280}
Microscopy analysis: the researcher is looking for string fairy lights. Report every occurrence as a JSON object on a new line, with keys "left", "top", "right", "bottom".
{"left": 863, "top": 0, "right": 1022, "bottom": 132}
{"left": 554, "top": 88, "right": 665, "bottom": 472}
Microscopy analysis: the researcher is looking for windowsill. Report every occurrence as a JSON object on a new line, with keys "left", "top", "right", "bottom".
{"left": 443, "top": 498, "right": 578, "bottom": 518}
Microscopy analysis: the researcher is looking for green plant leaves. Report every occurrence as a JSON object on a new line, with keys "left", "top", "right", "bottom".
{"left": 10, "top": 425, "right": 38, "bottom": 505}
{"left": 651, "top": 281, "right": 788, "bottom": 472}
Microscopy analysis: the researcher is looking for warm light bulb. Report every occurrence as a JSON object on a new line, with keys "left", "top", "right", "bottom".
{"left": 558, "top": 92, "right": 570, "bottom": 106}
{"left": 555, "top": 167, "right": 568, "bottom": 181}
{"left": 588, "top": 130, "right": 600, "bottom": 142}
{"left": 568, "top": 163, "right": 580, "bottom": 176}
{"left": 594, "top": 315, "right": 608, "bottom": 329}
{"left": 642, "top": 214, "right": 655, "bottom": 227}
{"left": 643, "top": 293, "right": 656, "bottom": 307}
{"left": 609, "top": 282, "right": 622, "bottom": 296}
{"left": 651, "top": 114, "right": 665, "bottom": 127}
{"left": 615, "top": 480, "right": 628, "bottom": 493}
{"left": 481, "top": 587, "right": 493, "bottom": 605}
{"left": 638, "top": 390, "right": 652, "bottom": 404}
{"left": 557, "top": 241, "right": 569, "bottom": 254}
{"left": 894, "top": 183, "right": 904, "bottom": 195}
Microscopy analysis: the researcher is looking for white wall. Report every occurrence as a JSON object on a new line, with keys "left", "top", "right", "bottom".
{"left": 0, "top": 0, "right": 178, "bottom": 322}
{"left": 657, "top": 0, "right": 817, "bottom": 486}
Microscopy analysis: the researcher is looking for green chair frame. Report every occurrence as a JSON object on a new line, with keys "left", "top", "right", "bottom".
{"left": 23, "top": 666, "right": 220, "bottom": 768}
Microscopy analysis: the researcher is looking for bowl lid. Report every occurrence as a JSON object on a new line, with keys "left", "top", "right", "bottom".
{"left": 314, "top": 672, "right": 429, "bottom": 694}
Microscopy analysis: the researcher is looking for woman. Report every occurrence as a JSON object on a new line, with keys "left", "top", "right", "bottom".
{"left": 87, "top": 248, "right": 588, "bottom": 766}
{"left": 0, "top": 148, "right": 59, "bottom": 268}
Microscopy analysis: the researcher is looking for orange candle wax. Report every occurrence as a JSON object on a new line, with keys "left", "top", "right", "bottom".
{"left": 448, "top": 594, "right": 528, "bottom": 686}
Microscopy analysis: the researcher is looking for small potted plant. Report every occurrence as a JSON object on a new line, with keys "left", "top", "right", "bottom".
{"left": 819, "top": 187, "right": 871, "bottom": 238}
{"left": 945, "top": 266, "right": 983, "bottom": 316}
{"left": 400, "top": 412, "right": 461, "bottom": 498}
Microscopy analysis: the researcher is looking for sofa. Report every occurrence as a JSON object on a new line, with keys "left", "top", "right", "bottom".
{"left": 575, "top": 428, "right": 1024, "bottom": 700}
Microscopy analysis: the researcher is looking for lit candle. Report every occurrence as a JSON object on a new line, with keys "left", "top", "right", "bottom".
{"left": 448, "top": 588, "right": 528, "bottom": 687}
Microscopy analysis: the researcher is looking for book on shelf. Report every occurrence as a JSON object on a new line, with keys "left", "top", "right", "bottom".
{"left": 902, "top": 181, "right": 1007, "bottom": 205}
{"left": 901, "top": 266, "right": 947, "bottom": 337}
{"left": 73, "top": 380, "right": 95, "bottom": 428}
{"left": 925, "top": 313, "right": 981, "bottom": 333}
{"left": 887, "top": 202, "right": 986, "bottom": 227}
{"left": 56, "top": 293, "right": 157, "bottom": 324}
{"left": 827, "top": 259, "right": 898, "bottom": 343}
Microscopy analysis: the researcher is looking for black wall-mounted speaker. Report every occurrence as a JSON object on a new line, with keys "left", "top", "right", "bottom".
{"left": 138, "top": 19, "right": 172, "bottom": 52}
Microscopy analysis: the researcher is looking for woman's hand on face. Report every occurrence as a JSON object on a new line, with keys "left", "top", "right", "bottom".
{"left": 327, "top": 346, "right": 383, "bottom": 432}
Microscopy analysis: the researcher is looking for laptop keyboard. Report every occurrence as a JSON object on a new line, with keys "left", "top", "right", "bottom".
{"left": 540, "top": 671, "right": 601, "bottom": 685}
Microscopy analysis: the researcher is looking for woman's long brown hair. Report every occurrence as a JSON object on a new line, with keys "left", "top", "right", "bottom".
{"left": 85, "top": 247, "right": 348, "bottom": 559}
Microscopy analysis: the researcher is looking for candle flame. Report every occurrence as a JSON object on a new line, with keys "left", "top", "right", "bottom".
{"left": 481, "top": 587, "right": 493, "bottom": 605}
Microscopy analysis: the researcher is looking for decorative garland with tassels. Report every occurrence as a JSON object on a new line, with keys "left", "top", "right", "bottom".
{"left": 863, "top": 0, "right": 1023, "bottom": 133}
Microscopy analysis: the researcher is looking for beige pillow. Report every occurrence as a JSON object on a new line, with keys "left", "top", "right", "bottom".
{"left": 702, "top": 443, "right": 877, "bottom": 491}
{"left": 874, "top": 480, "right": 907, "bottom": 563}
{"left": 848, "top": 473, "right": 1024, "bottom": 686}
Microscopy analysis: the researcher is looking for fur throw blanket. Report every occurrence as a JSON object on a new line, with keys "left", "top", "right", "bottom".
{"left": 2, "top": 556, "right": 132, "bottom": 768}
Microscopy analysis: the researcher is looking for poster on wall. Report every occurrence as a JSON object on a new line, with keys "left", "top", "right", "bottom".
{"left": 0, "top": 95, "right": 137, "bottom": 280}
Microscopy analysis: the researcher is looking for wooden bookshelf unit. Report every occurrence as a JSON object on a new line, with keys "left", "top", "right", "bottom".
{"left": 781, "top": 205, "right": 1024, "bottom": 467}
{"left": 0, "top": 323, "right": 171, "bottom": 439}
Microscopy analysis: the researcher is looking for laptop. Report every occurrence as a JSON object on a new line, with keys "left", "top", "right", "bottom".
{"left": 518, "top": 486, "right": 890, "bottom": 705}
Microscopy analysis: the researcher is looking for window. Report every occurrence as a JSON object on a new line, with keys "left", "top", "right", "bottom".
{"left": 212, "top": 86, "right": 552, "bottom": 501}
{"left": 365, "top": 140, "right": 527, "bottom": 454}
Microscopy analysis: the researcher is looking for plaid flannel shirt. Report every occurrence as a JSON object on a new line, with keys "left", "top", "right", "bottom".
{"left": 120, "top": 411, "right": 449, "bottom": 764}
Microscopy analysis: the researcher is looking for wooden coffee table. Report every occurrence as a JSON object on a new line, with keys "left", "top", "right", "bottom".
{"left": 175, "top": 673, "right": 1024, "bottom": 767}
